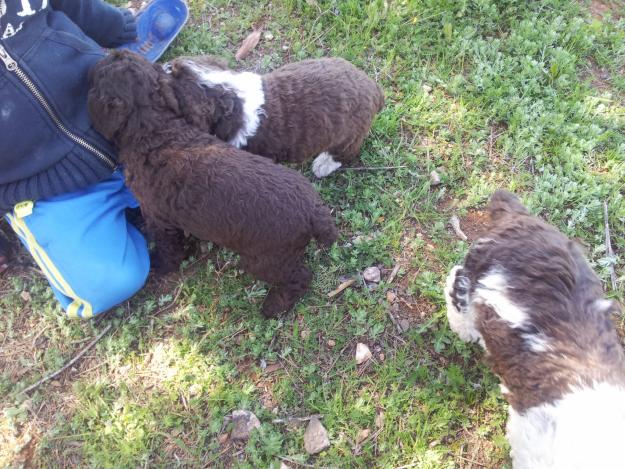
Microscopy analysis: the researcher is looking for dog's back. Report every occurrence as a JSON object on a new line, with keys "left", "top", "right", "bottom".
{"left": 126, "top": 131, "right": 337, "bottom": 255}
{"left": 253, "top": 57, "right": 384, "bottom": 163}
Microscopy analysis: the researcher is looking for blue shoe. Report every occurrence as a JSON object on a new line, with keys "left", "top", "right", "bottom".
{"left": 117, "top": 0, "right": 189, "bottom": 63}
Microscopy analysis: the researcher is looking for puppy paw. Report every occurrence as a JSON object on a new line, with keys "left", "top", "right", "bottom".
{"left": 312, "top": 152, "right": 342, "bottom": 178}
{"left": 261, "top": 287, "right": 302, "bottom": 318}
{"left": 445, "top": 266, "right": 482, "bottom": 344}
{"left": 446, "top": 266, "right": 470, "bottom": 314}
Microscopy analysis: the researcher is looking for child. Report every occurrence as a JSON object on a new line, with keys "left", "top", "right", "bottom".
{"left": 0, "top": 0, "right": 149, "bottom": 318}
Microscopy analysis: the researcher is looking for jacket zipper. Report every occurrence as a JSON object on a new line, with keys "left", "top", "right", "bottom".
{"left": 0, "top": 44, "right": 116, "bottom": 170}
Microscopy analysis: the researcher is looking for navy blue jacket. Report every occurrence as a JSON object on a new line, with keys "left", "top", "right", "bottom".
{"left": 0, "top": 0, "right": 135, "bottom": 213}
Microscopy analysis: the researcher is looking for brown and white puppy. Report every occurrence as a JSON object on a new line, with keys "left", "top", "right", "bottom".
{"left": 165, "top": 55, "right": 385, "bottom": 178}
{"left": 88, "top": 50, "right": 338, "bottom": 318}
{"left": 445, "top": 190, "right": 625, "bottom": 469}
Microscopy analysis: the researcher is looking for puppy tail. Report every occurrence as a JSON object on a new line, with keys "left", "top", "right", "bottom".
{"left": 312, "top": 207, "right": 339, "bottom": 248}
{"left": 488, "top": 190, "right": 529, "bottom": 222}
{"left": 375, "top": 85, "right": 385, "bottom": 113}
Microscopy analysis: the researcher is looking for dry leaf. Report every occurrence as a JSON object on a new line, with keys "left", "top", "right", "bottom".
{"left": 356, "top": 428, "right": 371, "bottom": 444}
{"left": 235, "top": 29, "right": 262, "bottom": 61}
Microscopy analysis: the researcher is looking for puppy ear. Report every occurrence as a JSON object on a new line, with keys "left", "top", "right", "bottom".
{"left": 488, "top": 190, "right": 529, "bottom": 221}
{"left": 158, "top": 75, "right": 181, "bottom": 114}
{"left": 219, "top": 87, "right": 239, "bottom": 116}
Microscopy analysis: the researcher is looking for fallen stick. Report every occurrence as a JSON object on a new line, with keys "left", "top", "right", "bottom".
{"left": 272, "top": 414, "right": 323, "bottom": 424}
{"left": 338, "top": 165, "right": 407, "bottom": 172}
{"left": 386, "top": 263, "right": 401, "bottom": 284}
{"left": 21, "top": 324, "right": 112, "bottom": 394}
{"left": 603, "top": 200, "right": 618, "bottom": 292}
{"left": 450, "top": 215, "right": 468, "bottom": 241}
{"left": 327, "top": 277, "right": 356, "bottom": 298}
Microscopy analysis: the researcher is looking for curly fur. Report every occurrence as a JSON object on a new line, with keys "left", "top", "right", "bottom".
{"left": 87, "top": 50, "right": 338, "bottom": 318}
{"left": 444, "top": 190, "right": 625, "bottom": 468}
{"left": 167, "top": 56, "right": 385, "bottom": 177}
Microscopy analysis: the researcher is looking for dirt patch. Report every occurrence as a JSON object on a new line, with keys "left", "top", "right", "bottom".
{"left": 588, "top": 0, "right": 624, "bottom": 18}
{"left": 452, "top": 427, "right": 508, "bottom": 468}
{"left": 458, "top": 210, "right": 489, "bottom": 241}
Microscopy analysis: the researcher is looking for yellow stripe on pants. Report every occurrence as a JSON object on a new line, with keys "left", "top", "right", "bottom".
{"left": 6, "top": 212, "right": 94, "bottom": 319}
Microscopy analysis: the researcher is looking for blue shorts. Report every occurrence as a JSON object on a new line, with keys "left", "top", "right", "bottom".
{"left": 4, "top": 171, "right": 150, "bottom": 318}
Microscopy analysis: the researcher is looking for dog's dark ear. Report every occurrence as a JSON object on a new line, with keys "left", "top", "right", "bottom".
{"left": 158, "top": 74, "right": 181, "bottom": 115}
{"left": 488, "top": 190, "right": 530, "bottom": 221}
{"left": 219, "top": 87, "right": 240, "bottom": 116}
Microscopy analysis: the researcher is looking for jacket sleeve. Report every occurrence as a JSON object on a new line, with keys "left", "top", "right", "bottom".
{"left": 50, "top": 0, "right": 137, "bottom": 48}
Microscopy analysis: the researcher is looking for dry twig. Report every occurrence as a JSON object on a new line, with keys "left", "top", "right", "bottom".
{"left": 272, "top": 414, "right": 323, "bottom": 424}
{"left": 450, "top": 215, "right": 468, "bottom": 241}
{"left": 327, "top": 277, "right": 356, "bottom": 298}
{"left": 21, "top": 324, "right": 112, "bottom": 394}
{"left": 338, "top": 165, "right": 407, "bottom": 172}
{"left": 386, "top": 263, "right": 401, "bottom": 284}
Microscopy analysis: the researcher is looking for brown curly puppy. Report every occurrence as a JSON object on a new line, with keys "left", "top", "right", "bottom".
{"left": 166, "top": 55, "right": 385, "bottom": 178}
{"left": 87, "top": 50, "right": 338, "bottom": 318}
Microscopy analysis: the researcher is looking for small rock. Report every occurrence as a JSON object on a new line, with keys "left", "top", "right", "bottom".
{"left": 363, "top": 266, "right": 381, "bottom": 283}
{"left": 20, "top": 291, "right": 31, "bottom": 302}
{"left": 379, "top": 353, "right": 385, "bottom": 362}
{"left": 230, "top": 410, "right": 261, "bottom": 441}
{"left": 304, "top": 416, "right": 330, "bottom": 454}
{"left": 356, "top": 428, "right": 371, "bottom": 444}
{"left": 280, "top": 462, "right": 291, "bottom": 469}
{"left": 300, "top": 329, "right": 311, "bottom": 340}
{"left": 429, "top": 170, "right": 441, "bottom": 186}
{"left": 327, "top": 339, "right": 336, "bottom": 348}
{"left": 375, "top": 410, "right": 385, "bottom": 429}
{"left": 399, "top": 319, "right": 410, "bottom": 333}
{"left": 386, "top": 291, "right": 397, "bottom": 303}
{"left": 50, "top": 380, "right": 61, "bottom": 387}
{"left": 422, "top": 84, "right": 432, "bottom": 94}
{"left": 355, "top": 343, "right": 372, "bottom": 364}
{"left": 264, "top": 31, "right": 274, "bottom": 40}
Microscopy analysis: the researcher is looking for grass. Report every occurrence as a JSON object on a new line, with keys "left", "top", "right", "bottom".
{"left": 1, "top": 0, "right": 624, "bottom": 467}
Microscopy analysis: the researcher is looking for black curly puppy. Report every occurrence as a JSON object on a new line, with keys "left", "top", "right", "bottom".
{"left": 87, "top": 50, "right": 338, "bottom": 317}
{"left": 166, "top": 55, "right": 385, "bottom": 178}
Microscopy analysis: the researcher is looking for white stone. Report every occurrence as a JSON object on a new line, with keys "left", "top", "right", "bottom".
{"left": 304, "top": 416, "right": 330, "bottom": 454}
{"left": 355, "top": 343, "right": 372, "bottom": 364}
{"left": 363, "top": 266, "right": 381, "bottom": 283}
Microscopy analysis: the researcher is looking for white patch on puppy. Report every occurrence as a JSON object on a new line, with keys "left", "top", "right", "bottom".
{"left": 522, "top": 332, "right": 552, "bottom": 352}
{"left": 444, "top": 266, "right": 484, "bottom": 346}
{"left": 507, "top": 383, "right": 625, "bottom": 469}
{"left": 183, "top": 61, "right": 265, "bottom": 148}
{"left": 474, "top": 269, "right": 529, "bottom": 329}
{"left": 312, "top": 152, "right": 342, "bottom": 178}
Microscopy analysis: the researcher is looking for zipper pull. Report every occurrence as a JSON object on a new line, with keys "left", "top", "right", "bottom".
{"left": 0, "top": 45, "right": 17, "bottom": 71}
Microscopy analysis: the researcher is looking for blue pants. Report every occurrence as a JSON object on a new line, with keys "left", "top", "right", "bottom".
{"left": 5, "top": 171, "right": 150, "bottom": 318}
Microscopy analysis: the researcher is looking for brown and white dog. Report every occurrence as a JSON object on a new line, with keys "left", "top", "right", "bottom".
{"left": 87, "top": 50, "right": 338, "bottom": 318}
{"left": 445, "top": 190, "right": 625, "bottom": 469}
{"left": 164, "top": 55, "right": 385, "bottom": 178}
